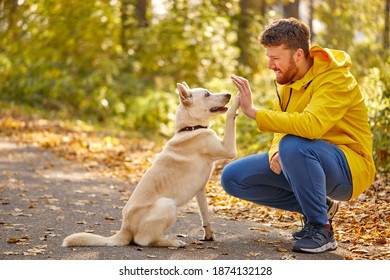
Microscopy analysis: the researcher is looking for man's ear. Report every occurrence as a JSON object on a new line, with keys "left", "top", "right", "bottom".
{"left": 177, "top": 83, "right": 193, "bottom": 106}
{"left": 294, "top": 48, "right": 305, "bottom": 62}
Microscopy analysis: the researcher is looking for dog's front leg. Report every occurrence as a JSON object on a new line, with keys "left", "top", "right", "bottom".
{"left": 221, "top": 93, "right": 241, "bottom": 158}
{"left": 196, "top": 189, "right": 214, "bottom": 241}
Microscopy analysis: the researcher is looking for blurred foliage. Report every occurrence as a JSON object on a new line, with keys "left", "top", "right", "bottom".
{"left": 361, "top": 62, "right": 390, "bottom": 172}
{"left": 0, "top": 0, "right": 389, "bottom": 170}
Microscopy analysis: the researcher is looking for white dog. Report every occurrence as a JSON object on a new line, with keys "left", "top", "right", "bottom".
{"left": 62, "top": 82, "right": 240, "bottom": 248}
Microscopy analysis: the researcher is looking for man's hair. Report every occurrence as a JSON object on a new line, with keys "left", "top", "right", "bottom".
{"left": 259, "top": 18, "right": 311, "bottom": 57}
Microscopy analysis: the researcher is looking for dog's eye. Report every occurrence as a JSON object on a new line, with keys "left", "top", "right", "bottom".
{"left": 204, "top": 92, "right": 211, "bottom": 97}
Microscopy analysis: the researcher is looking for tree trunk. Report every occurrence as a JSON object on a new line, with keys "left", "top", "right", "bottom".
{"left": 120, "top": 0, "right": 131, "bottom": 49}
{"left": 385, "top": 0, "right": 390, "bottom": 53}
{"left": 308, "top": 0, "right": 315, "bottom": 42}
{"left": 0, "top": 0, "right": 17, "bottom": 31}
{"left": 135, "top": 0, "right": 148, "bottom": 28}
{"left": 283, "top": 0, "right": 300, "bottom": 19}
{"left": 237, "top": 0, "right": 267, "bottom": 75}
{"left": 120, "top": 0, "right": 149, "bottom": 49}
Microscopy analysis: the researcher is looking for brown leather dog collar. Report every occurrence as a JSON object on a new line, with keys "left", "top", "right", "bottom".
{"left": 178, "top": 125, "right": 208, "bottom": 133}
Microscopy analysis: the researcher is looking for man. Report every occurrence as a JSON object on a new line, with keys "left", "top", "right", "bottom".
{"left": 221, "top": 18, "right": 375, "bottom": 253}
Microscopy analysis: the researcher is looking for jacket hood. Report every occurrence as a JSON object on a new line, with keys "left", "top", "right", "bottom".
{"left": 310, "top": 45, "right": 352, "bottom": 75}
{"left": 289, "top": 45, "right": 352, "bottom": 91}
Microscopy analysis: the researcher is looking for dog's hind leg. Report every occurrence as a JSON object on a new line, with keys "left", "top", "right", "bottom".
{"left": 133, "top": 198, "right": 186, "bottom": 248}
{"left": 196, "top": 189, "right": 215, "bottom": 241}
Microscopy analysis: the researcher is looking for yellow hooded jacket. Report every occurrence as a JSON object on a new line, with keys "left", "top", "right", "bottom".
{"left": 256, "top": 45, "right": 376, "bottom": 199}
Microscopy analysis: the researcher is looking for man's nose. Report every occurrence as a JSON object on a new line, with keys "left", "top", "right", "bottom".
{"left": 268, "top": 59, "right": 274, "bottom": 69}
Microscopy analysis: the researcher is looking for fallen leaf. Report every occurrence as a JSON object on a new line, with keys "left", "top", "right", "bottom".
{"left": 351, "top": 249, "right": 369, "bottom": 254}
{"left": 147, "top": 255, "right": 157, "bottom": 258}
{"left": 46, "top": 205, "right": 62, "bottom": 211}
{"left": 276, "top": 247, "right": 288, "bottom": 253}
{"left": 7, "top": 238, "right": 21, "bottom": 243}
{"left": 40, "top": 236, "right": 48, "bottom": 241}
{"left": 10, "top": 212, "right": 32, "bottom": 217}
{"left": 3, "top": 251, "right": 22, "bottom": 255}
{"left": 7, "top": 235, "right": 29, "bottom": 244}
{"left": 247, "top": 252, "right": 260, "bottom": 257}
{"left": 253, "top": 238, "right": 266, "bottom": 243}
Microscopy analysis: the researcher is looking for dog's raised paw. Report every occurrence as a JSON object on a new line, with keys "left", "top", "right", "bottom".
{"left": 227, "top": 93, "right": 241, "bottom": 116}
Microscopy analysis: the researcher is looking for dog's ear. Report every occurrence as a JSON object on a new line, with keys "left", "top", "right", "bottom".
{"left": 177, "top": 83, "right": 193, "bottom": 106}
{"left": 181, "top": 82, "right": 190, "bottom": 89}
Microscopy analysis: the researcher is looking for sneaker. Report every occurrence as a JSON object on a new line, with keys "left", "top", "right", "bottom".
{"left": 326, "top": 197, "right": 339, "bottom": 220}
{"left": 292, "top": 223, "right": 338, "bottom": 253}
{"left": 292, "top": 197, "right": 339, "bottom": 240}
{"left": 292, "top": 216, "right": 309, "bottom": 240}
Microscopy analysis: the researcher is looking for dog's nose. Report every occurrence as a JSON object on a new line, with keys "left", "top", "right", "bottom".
{"left": 225, "top": 93, "right": 231, "bottom": 100}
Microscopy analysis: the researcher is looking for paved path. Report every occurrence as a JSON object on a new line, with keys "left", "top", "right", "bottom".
{"left": 0, "top": 137, "right": 353, "bottom": 260}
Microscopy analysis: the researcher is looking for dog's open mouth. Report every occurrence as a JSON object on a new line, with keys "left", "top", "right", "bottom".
{"left": 210, "top": 106, "right": 228, "bottom": 113}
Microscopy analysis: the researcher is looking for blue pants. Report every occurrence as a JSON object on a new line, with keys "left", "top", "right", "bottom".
{"left": 221, "top": 135, "right": 352, "bottom": 225}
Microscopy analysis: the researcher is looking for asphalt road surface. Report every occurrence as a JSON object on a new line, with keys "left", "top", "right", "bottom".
{"left": 0, "top": 137, "right": 353, "bottom": 260}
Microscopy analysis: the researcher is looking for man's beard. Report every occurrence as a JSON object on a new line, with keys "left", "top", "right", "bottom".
{"left": 274, "top": 58, "right": 298, "bottom": 85}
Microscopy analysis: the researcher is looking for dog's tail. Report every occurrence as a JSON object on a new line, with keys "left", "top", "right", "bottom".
{"left": 62, "top": 229, "right": 132, "bottom": 247}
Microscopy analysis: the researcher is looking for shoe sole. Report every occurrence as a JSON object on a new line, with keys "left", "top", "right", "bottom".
{"left": 293, "top": 240, "right": 338, "bottom": 254}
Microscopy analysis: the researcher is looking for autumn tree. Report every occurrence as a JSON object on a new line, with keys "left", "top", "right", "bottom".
{"left": 0, "top": 0, "right": 388, "bottom": 170}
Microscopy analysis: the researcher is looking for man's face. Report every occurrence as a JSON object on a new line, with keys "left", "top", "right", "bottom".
{"left": 265, "top": 44, "right": 299, "bottom": 84}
